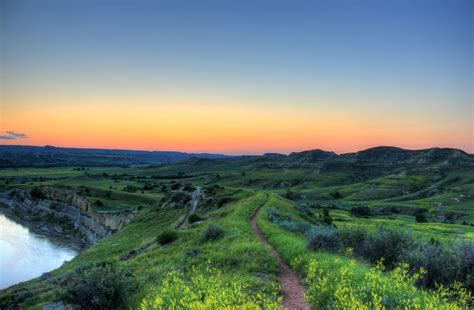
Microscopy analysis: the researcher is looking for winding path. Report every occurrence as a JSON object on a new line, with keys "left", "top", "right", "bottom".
{"left": 251, "top": 206, "right": 310, "bottom": 310}
{"left": 176, "top": 186, "right": 202, "bottom": 229}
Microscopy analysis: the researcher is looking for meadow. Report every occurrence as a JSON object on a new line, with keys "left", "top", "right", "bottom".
{"left": 0, "top": 148, "right": 473, "bottom": 309}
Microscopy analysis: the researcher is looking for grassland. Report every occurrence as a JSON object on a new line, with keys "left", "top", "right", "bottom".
{"left": 0, "top": 152, "right": 473, "bottom": 308}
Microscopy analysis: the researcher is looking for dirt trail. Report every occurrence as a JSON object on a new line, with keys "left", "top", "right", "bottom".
{"left": 176, "top": 186, "right": 202, "bottom": 229}
{"left": 251, "top": 207, "right": 310, "bottom": 310}
{"left": 190, "top": 186, "right": 202, "bottom": 214}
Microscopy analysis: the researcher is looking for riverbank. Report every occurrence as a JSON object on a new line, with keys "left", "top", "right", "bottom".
{"left": 0, "top": 214, "right": 78, "bottom": 290}
{"left": 0, "top": 187, "right": 136, "bottom": 250}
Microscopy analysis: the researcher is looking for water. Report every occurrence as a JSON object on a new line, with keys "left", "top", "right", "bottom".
{"left": 0, "top": 214, "right": 77, "bottom": 289}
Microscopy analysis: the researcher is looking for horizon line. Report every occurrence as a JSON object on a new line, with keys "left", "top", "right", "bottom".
{"left": 0, "top": 143, "right": 471, "bottom": 157}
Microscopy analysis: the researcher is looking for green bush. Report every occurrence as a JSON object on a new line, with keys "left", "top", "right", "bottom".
{"left": 296, "top": 257, "right": 472, "bottom": 309}
{"left": 307, "top": 225, "right": 339, "bottom": 251}
{"left": 339, "top": 226, "right": 367, "bottom": 256}
{"left": 361, "top": 226, "right": 416, "bottom": 269}
{"left": 320, "top": 208, "right": 333, "bottom": 225}
{"left": 60, "top": 262, "right": 137, "bottom": 310}
{"left": 170, "top": 182, "right": 182, "bottom": 190}
{"left": 188, "top": 213, "right": 202, "bottom": 223}
{"left": 157, "top": 230, "right": 178, "bottom": 245}
{"left": 323, "top": 225, "right": 474, "bottom": 290}
{"left": 267, "top": 207, "right": 312, "bottom": 233}
{"left": 202, "top": 223, "right": 224, "bottom": 242}
{"left": 295, "top": 203, "right": 315, "bottom": 217}
{"left": 415, "top": 212, "right": 427, "bottom": 223}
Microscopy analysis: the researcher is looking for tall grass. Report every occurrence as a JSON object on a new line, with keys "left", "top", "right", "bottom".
{"left": 294, "top": 256, "right": 472, "bottom": 309}
{"left": 140, "top": 266, "right": 280, "bottom": 309}
{"left": 257, "top": 194, "right": 473, "bottom": 308}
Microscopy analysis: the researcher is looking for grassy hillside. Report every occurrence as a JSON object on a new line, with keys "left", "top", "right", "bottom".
{"left": 0, "top": 149, "right": 473, "bottom": 308}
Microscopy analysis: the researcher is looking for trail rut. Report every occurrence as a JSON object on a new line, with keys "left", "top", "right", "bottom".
{"left": 251, "top": 206, "right": 310, "bottom": 310}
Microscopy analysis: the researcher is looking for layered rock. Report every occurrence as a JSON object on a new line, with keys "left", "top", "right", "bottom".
{"left": 0, "top": 187, "right": 135, "bottom": 248}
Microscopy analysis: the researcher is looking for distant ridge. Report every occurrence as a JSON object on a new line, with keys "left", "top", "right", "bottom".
{"left": 0, "top": 144, "right": 472, "bottom": 167}
{"left": 0, "top": 145, "right": 229, "bottom": 167}
{"left": 259, "top": 146, "right": 473, "bottom": 166}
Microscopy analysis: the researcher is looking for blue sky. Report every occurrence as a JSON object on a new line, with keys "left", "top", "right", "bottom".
{"left": 1, "top": 0, "right": 473, "bottom": 153}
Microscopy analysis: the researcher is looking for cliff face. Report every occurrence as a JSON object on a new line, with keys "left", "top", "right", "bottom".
{"left": 0, "top": 187, "right": 135, "bottom": 248}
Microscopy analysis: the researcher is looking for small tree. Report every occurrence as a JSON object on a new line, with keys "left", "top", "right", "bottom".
{"left": 157, "top": 230, "right": 178, "bottom": 245}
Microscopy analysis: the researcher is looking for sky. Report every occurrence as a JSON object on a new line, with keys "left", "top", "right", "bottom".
{"left": 0, "top": 0, "right": 472, "bottom": 155}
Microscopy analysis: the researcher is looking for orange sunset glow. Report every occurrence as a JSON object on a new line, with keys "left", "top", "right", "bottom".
{"left": 1, "top": 0, "right": 472, "bottom": 154}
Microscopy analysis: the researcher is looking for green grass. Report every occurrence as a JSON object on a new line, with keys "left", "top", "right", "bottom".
{"left": 0, "top": 159, "right": 473, "bottom": 308}
{"left": 256, "top": 194, "right": 472, "bottom": 308}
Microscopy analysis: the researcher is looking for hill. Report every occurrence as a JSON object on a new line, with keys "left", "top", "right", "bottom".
{"left": 0, "top": 145, "right": 473, "bottom": 308}
{"left": 0, "top": 145, "right": 230, "bottom": 167}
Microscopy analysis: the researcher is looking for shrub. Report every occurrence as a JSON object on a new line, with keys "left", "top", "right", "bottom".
{"left": 61, "top": 262, "right": 137, "bottom": 310}
{"left": 170, "top": 182, "right": 182, "bottom": 190}
{"left": 188, "top": 213, "right": 202, "bottom": 223}
{"left": 415, "top": 212, "right": 427, "bottom": 223}
{"left": 202, "top": 223, "right": 224, "bottom": 242}
{"left": 30, "top": 187, "right": 46, "bottom": 199}
{"left": 361, "top": 226, "right": 416, "bottom": 269}
{"left": 297, "top": 257, "right": 472, "bottom": 309}
{"left": 296, "top": 203, "right": 315, "bottom": 217}
{"left": 406, "top": 239, "right": 458, "bottom": 288}
{"left": 331, "top": 191, "right": 342, "bottom": 199}
{"left": 456, "top": 241, "right": 474, "bottom": 291}
{"left": 444, "top": 212, "right": 459, "bottom": 224}
{"left": 414, "top": 209, "right": 428, "bottom": 222}
{"left": 320, "top": 208, "right": 333, "bottom": 225}
{"left": 143, "top": 183, "right": 154, "bottom": 190}
{"left": 339, "top": 226, "right": 367, "bottom": 256}
{"left": 283, "top": 189, "right": 296, "bottom": 201}
{"left": 157, "top": 230, "right": 178, "bottom": 245}
{"left": 267, "top": 207, "right": 312, "bottom": 233}
{"left": 123, "top": 185, "right": 138, "bottom": 193}
{"left": 95, "top": 199, "right": 104, "bottom": 206}
{"left": 183, "top": 183, "right": 194, "bottom": 192}
{"left": 350, "top": 206, "right": 371, "bottom": 217}
{"left": 216, "top": 197, "right": 231, "bottom": 208}
{"left": 168, "top": 191, "right": 191, "bottom": 205}
{"left": 307, "top": 225, "right": 339, "bottom": 251}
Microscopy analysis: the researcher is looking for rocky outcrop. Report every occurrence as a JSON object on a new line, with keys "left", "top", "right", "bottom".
{"left": 338, "top": 146, "right": 474, "bottom": 165}
{"left": 0, "top": 187, "right": 136, "bottom": 249}
{"left": 287, "top": 149, "right": 337, "bottom": 163}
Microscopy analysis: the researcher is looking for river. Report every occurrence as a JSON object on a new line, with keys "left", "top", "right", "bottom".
{"left": 0, "top": 214, "right": 77, "bottom": 290}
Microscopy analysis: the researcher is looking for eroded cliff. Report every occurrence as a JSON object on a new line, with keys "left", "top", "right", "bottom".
{"left": 0, "top": 187, "right": 136, "bottom": 249}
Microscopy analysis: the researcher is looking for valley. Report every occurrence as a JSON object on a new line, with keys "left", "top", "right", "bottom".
{"left": 0, "top": 146, "right": 473, "bottom": 309}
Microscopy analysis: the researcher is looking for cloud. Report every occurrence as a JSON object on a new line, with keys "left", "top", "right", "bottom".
{"left": 0, "top": 131, "right": 28, "bottom": 140}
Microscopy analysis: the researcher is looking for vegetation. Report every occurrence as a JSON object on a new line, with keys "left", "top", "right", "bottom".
{"left": 157, "top": 230, "right": 178, "bottom": 245}
{"left": 60, "top": 262, "right": 138, "bottom": 310}
{"left": 298, "top": 257, "right": 471, "bottom": 309}
{"left": 202, "top": 223, "right": 224, "bottom": 242}
{"left": 0, "top": 146, "right": 473, "bottom": 308}
{"left": 140, "top": 266, "right": 280, "bottom": 309}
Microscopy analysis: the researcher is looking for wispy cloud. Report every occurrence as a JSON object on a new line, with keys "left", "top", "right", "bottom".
{"left": 0, "top": 131, "right": 28, "bottom": 140}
